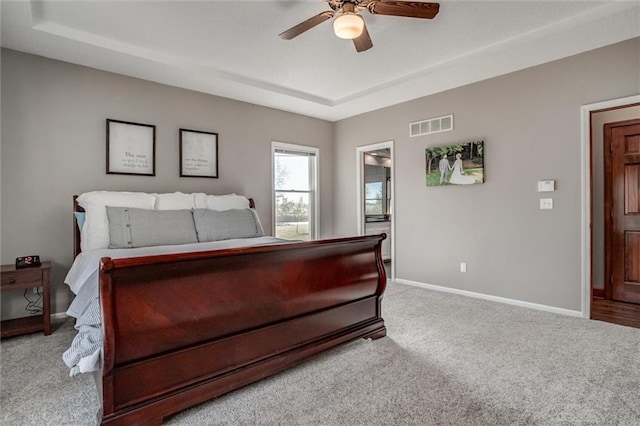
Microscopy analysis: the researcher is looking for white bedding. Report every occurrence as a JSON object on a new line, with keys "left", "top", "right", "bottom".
{"left": 63, "top": 236, "right": 289, "bottom": 374}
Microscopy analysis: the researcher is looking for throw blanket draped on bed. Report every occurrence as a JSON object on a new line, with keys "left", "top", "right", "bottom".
{"left": 63, "top": 236, "right": 287, "bottom": 374}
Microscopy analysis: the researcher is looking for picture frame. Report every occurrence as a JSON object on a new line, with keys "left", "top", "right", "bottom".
{"left": 106, "top": 119, "right": 156, "bottom": 176}
{"left": 179, "top": 128, "right": 219, "bottom": 178}
{"left": 425, "top": 140, "right": 484, "bottom": 187}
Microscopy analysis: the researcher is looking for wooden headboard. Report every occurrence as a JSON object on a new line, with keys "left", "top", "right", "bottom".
{"left": 73, "top": 195, "right": 256, "bottom": 258}
{"left": 73, "top": 195, "right": 84, "bottom": 258}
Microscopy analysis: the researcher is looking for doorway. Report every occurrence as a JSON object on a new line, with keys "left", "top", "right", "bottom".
{"left": 356, "top": 141, "right": 394, "bottom": 280}
{"left": 583, "top": 97, "right": 640, "bottom": 327}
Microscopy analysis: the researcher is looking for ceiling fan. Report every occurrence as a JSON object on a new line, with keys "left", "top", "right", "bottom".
{"left": 279, "top": 1, "right": 440, "bottom": 53}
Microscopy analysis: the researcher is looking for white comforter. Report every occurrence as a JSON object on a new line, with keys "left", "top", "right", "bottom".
{"left": 63, "top": 236, "right": 288, "bottom": 374}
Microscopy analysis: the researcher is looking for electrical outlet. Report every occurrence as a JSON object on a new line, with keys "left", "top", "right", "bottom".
{"left": 540, "top": 198, "right": 553, "bottom": 209}
{"left": 32, "top": 287, "right": 38, "bottom": 294}
{"left": 460, "top": 262, "right": 467, "bottom": 273}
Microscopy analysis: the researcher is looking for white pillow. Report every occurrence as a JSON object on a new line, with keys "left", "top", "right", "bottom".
{"left": 193, "top": 193, "right": 208, "bottom": 209}
{"left": 77, "top": 191, "right": 156, "bottom": 252}
{"left": 154, "top": 192, "right": 196, "bottom": 210}
{"left": 155, "top": 193, "right": 248, "bottom": 210}
{"left": 205, "top": 194, "right": 250, "bottom": 211}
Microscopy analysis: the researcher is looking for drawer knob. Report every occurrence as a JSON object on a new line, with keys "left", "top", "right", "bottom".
{"left": 9, "top": 279, "right": 16, "bottom": 284}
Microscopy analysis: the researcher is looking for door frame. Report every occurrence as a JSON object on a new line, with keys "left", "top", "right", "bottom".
{"left": 356, "top": 140, "right": 395, "bottom": 280}
{"left": 581, "top": 95, "right": 640, "bottom": 318}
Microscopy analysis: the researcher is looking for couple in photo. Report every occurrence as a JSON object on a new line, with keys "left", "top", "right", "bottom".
{"left": 439, "top": 153, "right": 475, "bottom": 185}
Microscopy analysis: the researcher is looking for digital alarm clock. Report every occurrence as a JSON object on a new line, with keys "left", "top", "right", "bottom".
{"left": 15, "top": 255, "right": 41, "bottom": 269}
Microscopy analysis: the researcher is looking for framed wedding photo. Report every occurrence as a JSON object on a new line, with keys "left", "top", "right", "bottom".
{"left": 425, "top": 140, "right": 484, "bottom": 187}
{"left": 106, "top": 119, "right": 156, "bottom": 176}
{"left": 179, "top": 128, "right": 219, "bottom": 178}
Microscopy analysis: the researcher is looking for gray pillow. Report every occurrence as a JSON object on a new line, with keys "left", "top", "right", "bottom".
{"left": 106, "top": 207, "right": 198, "bottom": 249}
{"left": 192, "top": 208, "right": 264, "bottom": 242}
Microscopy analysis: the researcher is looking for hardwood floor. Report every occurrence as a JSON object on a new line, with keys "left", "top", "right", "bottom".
{"left": 591, "top": 297, "right": 640, "bottom": 329}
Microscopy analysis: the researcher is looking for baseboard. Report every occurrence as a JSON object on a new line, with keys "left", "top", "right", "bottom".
{"left": 394, "top": 278, "right": 583, "bottom": 318}
{"left": 592, "top": 288, "right": 605, "bottom": 298}
{"left": 51, "top": 312, "right": 69, "bottom": 321}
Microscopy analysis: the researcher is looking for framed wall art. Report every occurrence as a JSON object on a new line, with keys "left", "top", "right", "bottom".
{"left": 106, "top": 119, "right": 156, "bottom": 176}
{"left": 179, "top": 128, "right": 219, "bottom": 178}
{"left": 425, "top": 140, "right": 484, "bottom": 187}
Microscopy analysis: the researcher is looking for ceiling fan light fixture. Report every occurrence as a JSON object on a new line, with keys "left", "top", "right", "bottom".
{"left": 333, "top": 12, "right": 364, "bottom": 40}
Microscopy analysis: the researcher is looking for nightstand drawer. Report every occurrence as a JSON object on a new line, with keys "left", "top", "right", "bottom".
{"left": 1, "top": 269, "right": 43, "bottom": 288}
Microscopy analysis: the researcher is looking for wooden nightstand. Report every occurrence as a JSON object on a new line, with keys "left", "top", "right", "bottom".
{"left": 1, "top": 262, "right": 52, "bottom": 338}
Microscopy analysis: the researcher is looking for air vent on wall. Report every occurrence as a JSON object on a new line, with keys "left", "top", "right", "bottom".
{"left": 409, "top": 114, "right": 453, "bottom": 137}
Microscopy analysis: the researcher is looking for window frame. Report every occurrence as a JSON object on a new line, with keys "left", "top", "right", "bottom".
{"left": 364, "top": 181, "right": 384, "bottom": 215}
{"left": 271, "top": 141, "right": 319, "bottom": 240}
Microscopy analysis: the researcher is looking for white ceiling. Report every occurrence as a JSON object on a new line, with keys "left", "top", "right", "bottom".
{"left": 2, "top": 1, "right": 639, "bottom": 121}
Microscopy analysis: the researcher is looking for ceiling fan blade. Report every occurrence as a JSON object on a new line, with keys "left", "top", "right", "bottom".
{"left": 353, "top": 22, "right": 373, "bottom": 53}
{"left": 279, "top": 10, "right": 335, "bottom": 40}
{"left": 368, "top": 1, "right": 440, "bottom": 19}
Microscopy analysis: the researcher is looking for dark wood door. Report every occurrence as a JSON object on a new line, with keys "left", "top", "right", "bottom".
{"left": 606, "top": 119, "right": 640, "bottom": 304}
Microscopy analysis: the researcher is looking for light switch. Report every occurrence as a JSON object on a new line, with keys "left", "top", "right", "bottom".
{"left": 540, "top": 198, "right": 553, "bottom": 209}
{"left": 538, "top": 180, "right": 555, "bottom": 192}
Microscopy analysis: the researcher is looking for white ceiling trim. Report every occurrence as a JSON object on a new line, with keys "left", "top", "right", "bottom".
{"left": 331, "top": 1, "right": 640, "bottom": 105}
{"left": 29, "top": 2, "right": 336, "bottom": 106}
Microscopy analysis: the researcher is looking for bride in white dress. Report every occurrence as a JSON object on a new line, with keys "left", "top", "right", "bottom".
{"left": 449, "top": 153, "right": 476, "bottom": 185}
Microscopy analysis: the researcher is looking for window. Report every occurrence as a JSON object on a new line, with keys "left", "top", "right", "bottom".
{"left": 364, "top": 163, "right": 390, "bottom": 216}
{"left": 365, "top": 182, "right": 383, "bottom": 215}
{"left": 272, "top": 142, "right": 318, "bottom": 241}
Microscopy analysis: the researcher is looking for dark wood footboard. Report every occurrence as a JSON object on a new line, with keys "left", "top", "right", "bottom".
{"left": 97, "top": 234, "right": 387, "bottom": 425}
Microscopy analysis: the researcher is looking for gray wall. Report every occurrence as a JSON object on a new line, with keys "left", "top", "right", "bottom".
{"left": 1, "top": 48, "right": 333, "bottom": 318}
{"left": 333, "top": 37, "right": 640, "bottom": 311}
{"left": 591, "top": 105, "right": 640, "bottom": 289}
{"left": 2, "top": 37, "right": 639, "bottom": 319}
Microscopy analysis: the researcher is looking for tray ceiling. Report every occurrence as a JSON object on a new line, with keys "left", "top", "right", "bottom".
{"left": 2, "top": 1, "right": 639, "bottom": 121}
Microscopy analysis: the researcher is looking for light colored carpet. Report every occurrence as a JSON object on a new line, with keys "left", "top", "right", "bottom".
{"left": 1, "top": 283, "right": 639, "bottom": 425}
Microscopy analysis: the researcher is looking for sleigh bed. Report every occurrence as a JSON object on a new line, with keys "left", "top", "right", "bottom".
{"left": 64, "top": 191, "right": 387, "bottom": 425}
